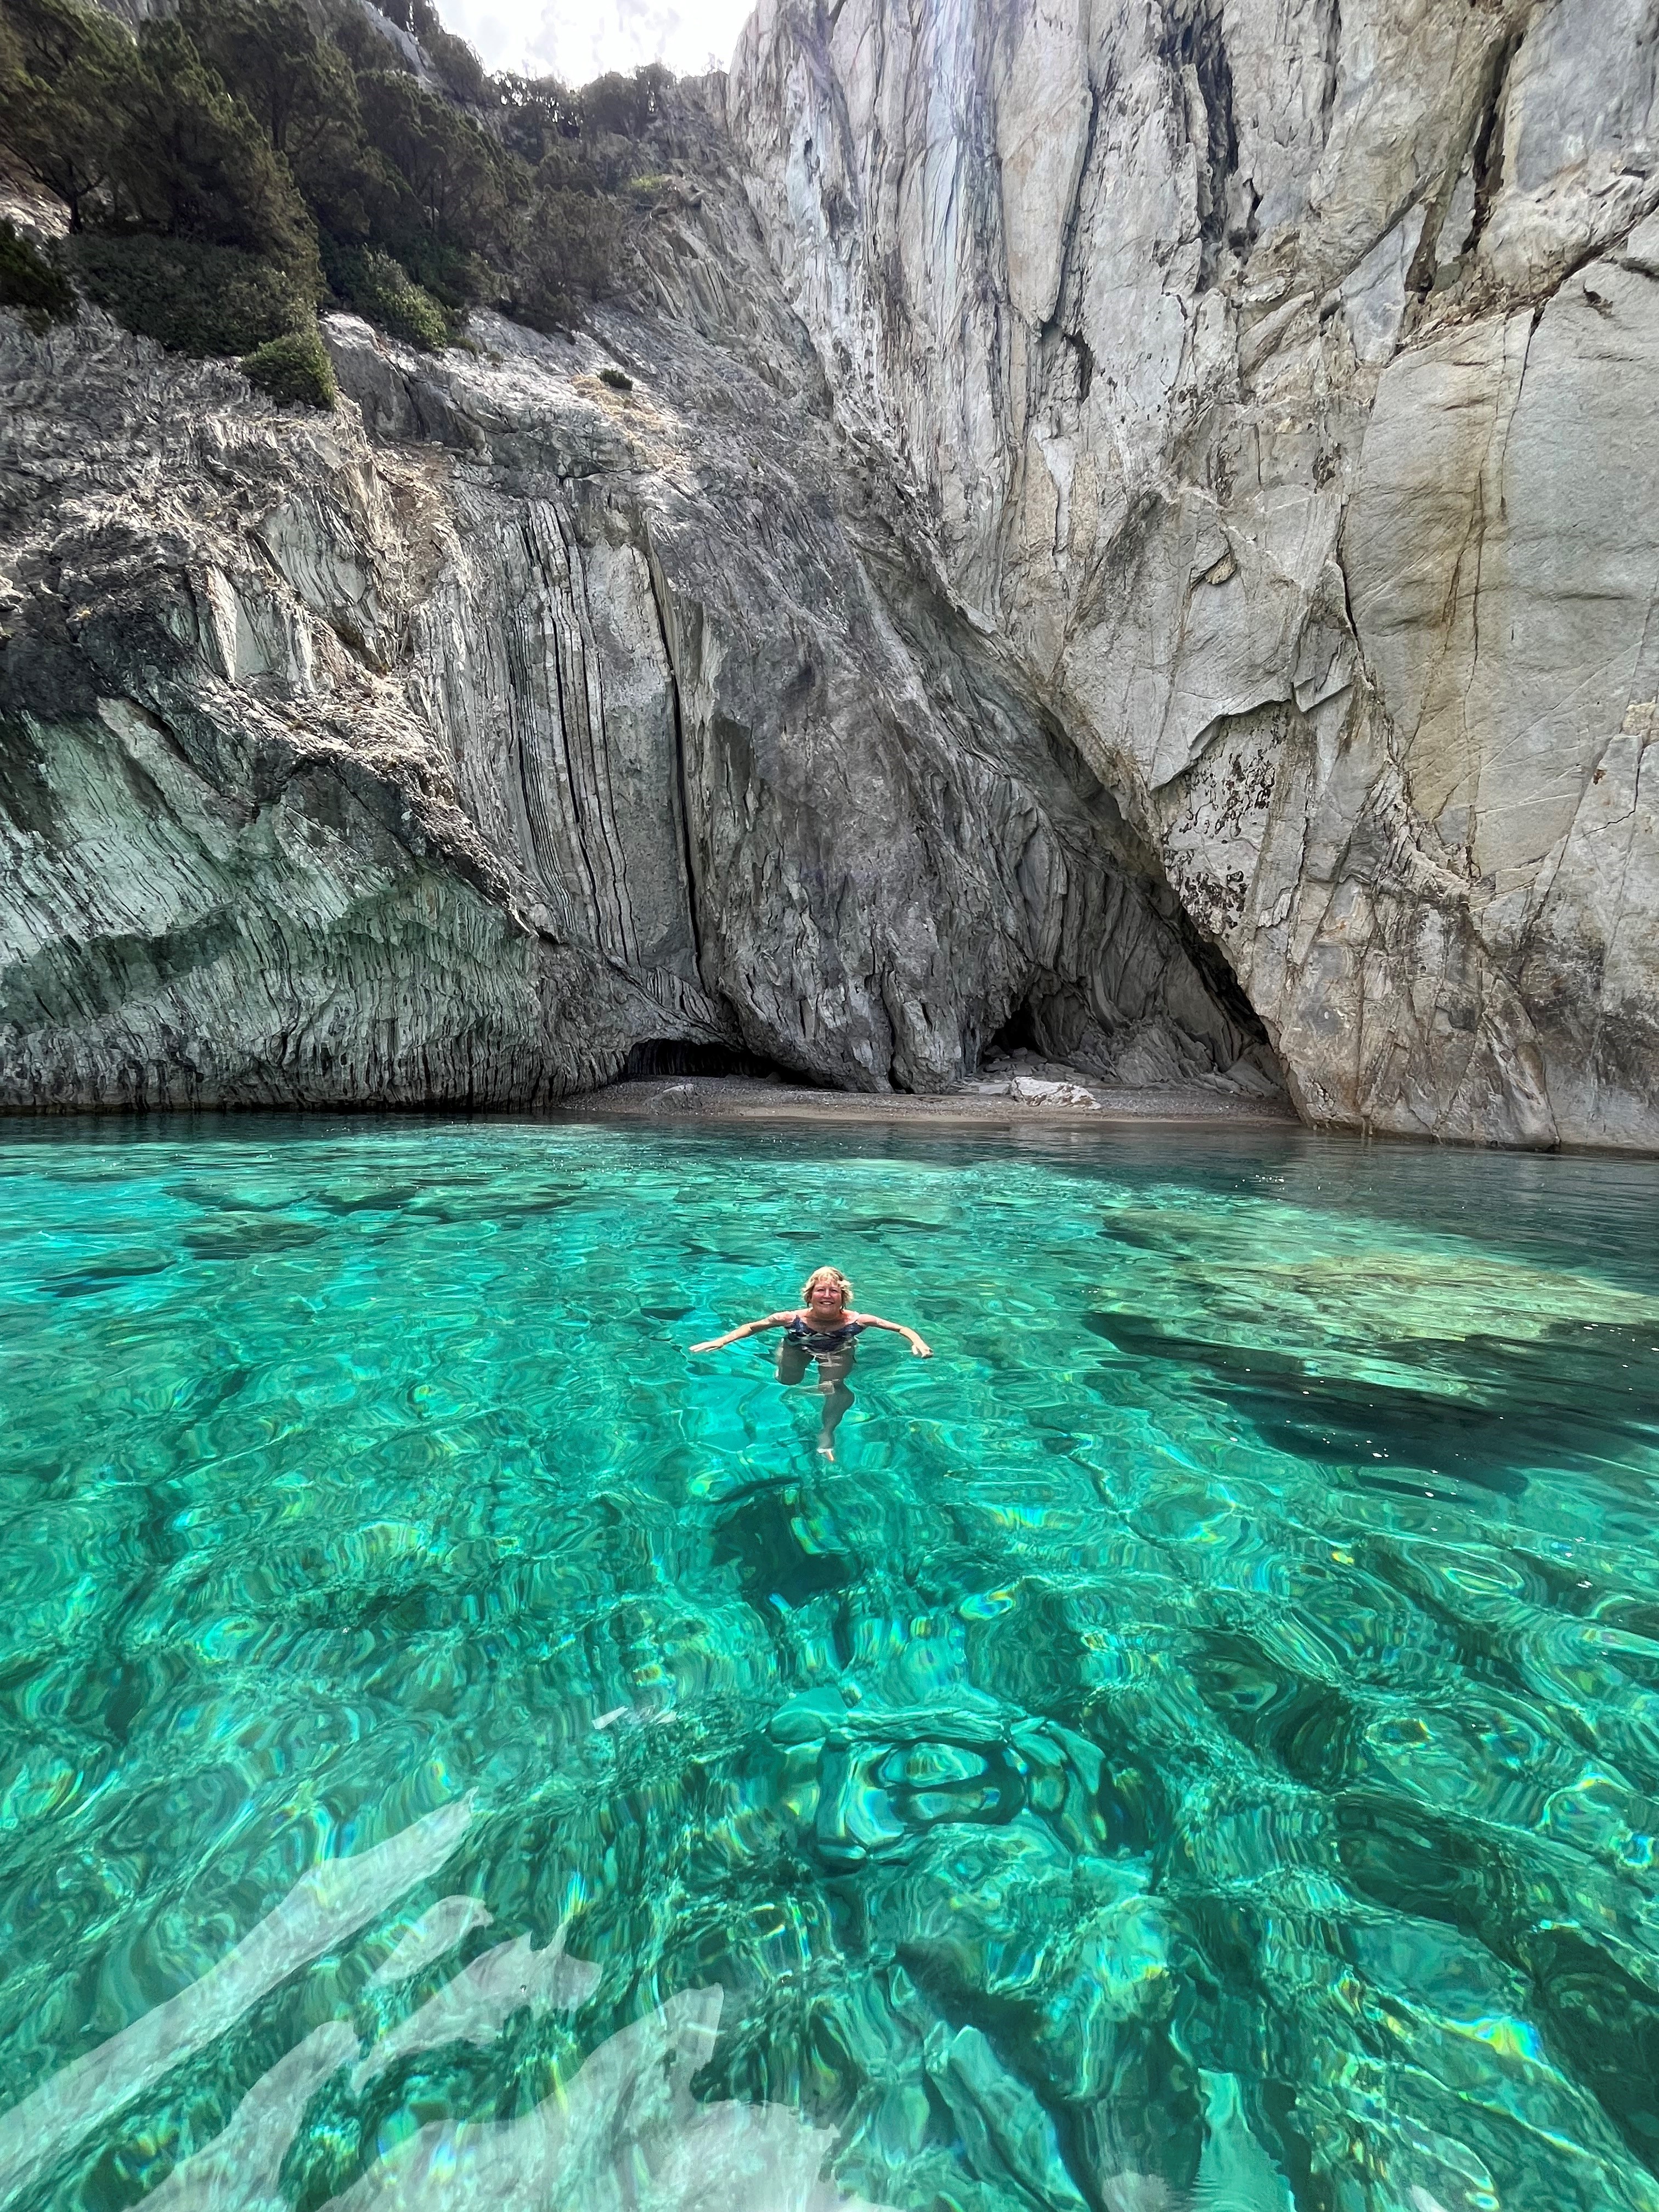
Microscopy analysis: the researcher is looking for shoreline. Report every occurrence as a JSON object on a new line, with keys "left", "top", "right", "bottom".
{"left": 554, "top": 1075, "right": 1302, "bottom": 1131}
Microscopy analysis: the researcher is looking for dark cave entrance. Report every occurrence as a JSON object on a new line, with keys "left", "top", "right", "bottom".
{"left": 1170, "top": 901, "right": 1284, "bottom": 1070}
{"left": 986, "top": 1000, "right": 1039, "bottom": 1059}
{"left": 985, "top": 906, "right": 1286, "bottom": 1093}
{"left": 620, "top": 1037, "right": 792, "bottom": 1081}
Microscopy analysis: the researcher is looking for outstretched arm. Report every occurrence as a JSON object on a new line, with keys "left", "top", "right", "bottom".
{"left": 689, "top": 1312, "right": 792, "bottom": 1353}
{"left": 855, "top": 1312, "right": 932, "bottom": 1357}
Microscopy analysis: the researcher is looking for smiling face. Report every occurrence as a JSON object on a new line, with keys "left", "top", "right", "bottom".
{"left": 802, "top": 1267, "right": 851, "bottom": 1317}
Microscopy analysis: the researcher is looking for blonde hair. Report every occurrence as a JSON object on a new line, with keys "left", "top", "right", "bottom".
{"left": 801, "top": 1265, "right": 853, "bottom": 1305}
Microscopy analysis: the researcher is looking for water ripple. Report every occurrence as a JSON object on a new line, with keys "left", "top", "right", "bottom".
{"left": 1, "top": 1120, "right": 1658, "bottom": 2211}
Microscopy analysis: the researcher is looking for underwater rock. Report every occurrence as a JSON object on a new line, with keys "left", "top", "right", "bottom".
{"left": 351, "top": 1924, "right": 600, "bottom": 2091}
{"left": 369, "top": 1896, "right": 496, "bottom": 1988}
{"left": 0, "top": 1798, "right": 473, "bottom": 2204}
{"left": 324, "top": 1986, "right": 901, "bottom": 2212}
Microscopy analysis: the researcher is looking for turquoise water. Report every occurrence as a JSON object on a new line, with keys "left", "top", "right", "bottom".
{"left": 2, "top": 1118, "right": 1659, "bottom": 2212}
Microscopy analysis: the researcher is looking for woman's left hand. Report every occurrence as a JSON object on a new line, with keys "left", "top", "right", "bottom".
{"left": 911, "top": 1339, "right": 932, "bottom": 1357}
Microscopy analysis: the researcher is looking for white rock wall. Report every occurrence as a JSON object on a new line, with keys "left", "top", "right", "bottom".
{"left": 0, "top": 314, "right": 710, "bottom": 1110}
{"left": 729, "top": 0, "right": 1659, "bottom": 1145}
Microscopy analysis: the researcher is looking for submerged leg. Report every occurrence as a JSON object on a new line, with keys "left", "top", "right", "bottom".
{"left": 776, "top": 1341, "right": 811, "bottom": 1387}
{"left": 812, "top": 1349, "right": 855, "bottom": 1458}
{"left": 816, "top": 1381, "right": 854, "bottom": 1457}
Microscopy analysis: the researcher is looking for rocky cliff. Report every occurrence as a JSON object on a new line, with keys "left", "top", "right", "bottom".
{"left": 728, "top": 0, "right": 1659, "bottom": 1147}
{"left": 0, "top": 85, "right": 1270, "bottom": 1113}
{"left": 4, "top": 0, "right": 1657, "bottom": 1140}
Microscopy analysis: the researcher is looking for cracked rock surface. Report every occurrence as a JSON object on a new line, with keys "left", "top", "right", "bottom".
{"left": 729, "top": 0, "right": 1659, "bottom": 1146}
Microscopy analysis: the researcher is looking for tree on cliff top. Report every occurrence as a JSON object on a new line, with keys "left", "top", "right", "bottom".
{"left": 118, "top": 17, "right": 320, "bottom": 284}
{"left": 0, "top": 0, "right": 138, "bottom": 230}
{"left": 1, "top": 0, "right": 317, "bottom": 285}
{"left": 0, "top": 0, "right": 679, "bottom": 358}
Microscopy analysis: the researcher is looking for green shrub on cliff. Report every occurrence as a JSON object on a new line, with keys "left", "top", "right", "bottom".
{"left": 324, "top": 240, "right": 453, "bottom": 349}
{"left": 0, "top": 219, "right": 75, "bottom": 331}
{"left": 65, "top": 232, "right": 312, "bottom": 355}
{"left": 242, "top": 324, "right": 336, "bottom": 407}
{"left": 508, "top": 182, "right": 623, "bottom": 332}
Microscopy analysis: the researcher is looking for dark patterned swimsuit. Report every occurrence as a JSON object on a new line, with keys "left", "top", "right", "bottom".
{"left": 784, "top": 1314, "right": 866, "bottom": 1356}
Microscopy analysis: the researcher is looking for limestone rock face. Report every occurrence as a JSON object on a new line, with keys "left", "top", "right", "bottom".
{"left": 0, "top": 105, "right": 1262, "bottom": 1110}
{"left": 729, "top": 0, "right": 1659, "bottom": 1146}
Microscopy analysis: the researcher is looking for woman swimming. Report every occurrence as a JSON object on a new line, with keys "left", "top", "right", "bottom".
{"left": 690, "top": 1266, "right": 931, "bottom": 1458}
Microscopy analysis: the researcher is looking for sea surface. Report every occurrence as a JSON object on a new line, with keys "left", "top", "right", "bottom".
{"left": 2, "top": 1115, "right": 1658, "bottom": 2212}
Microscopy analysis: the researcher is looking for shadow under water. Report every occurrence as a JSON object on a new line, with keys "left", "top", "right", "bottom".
{"left": 1, "top": 1117, "right": 1657, "bottom": 2212}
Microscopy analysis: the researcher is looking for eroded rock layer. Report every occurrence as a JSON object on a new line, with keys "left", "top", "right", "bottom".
{"left": 729, "top": 0, "right": 1659, "bottom": 1146}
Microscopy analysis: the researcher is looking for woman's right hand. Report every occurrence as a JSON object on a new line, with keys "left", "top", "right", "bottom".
{"left": 689, "top": 1339, "right": 720, "bottom": 1353}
